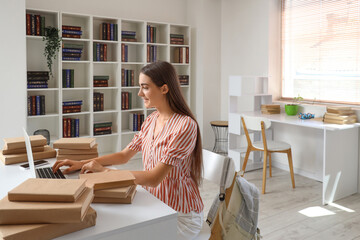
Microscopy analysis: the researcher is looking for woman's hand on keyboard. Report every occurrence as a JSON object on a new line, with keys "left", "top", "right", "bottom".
{"left": 52, "top": 159, "right": 86, "bottom": 174}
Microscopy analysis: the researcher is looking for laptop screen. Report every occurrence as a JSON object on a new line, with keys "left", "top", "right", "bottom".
{"left": 23, "top": 128, "right": 36, "bottom": 178}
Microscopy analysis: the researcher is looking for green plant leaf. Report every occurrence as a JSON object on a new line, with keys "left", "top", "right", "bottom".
{"left": 43, "top": 27, "right": 62, "bottom": 77}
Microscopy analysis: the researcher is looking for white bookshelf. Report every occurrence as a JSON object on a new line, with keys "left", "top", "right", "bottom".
{"left": 228, "top": 75, "right": 271, "bottom": 171}
{"left": 26, "top": 9, "right": 191, "bottom": 155}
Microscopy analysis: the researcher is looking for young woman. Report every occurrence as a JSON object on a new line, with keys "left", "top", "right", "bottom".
{"left": 52, "top": 61, "right": 204, "bottom": 239}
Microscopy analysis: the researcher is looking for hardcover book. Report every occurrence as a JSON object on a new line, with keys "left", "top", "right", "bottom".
{"left": 92, "top": 185, "right": 136, "bottom": 204}
{"left": 56, "top": 153, "right": 98, "bottom": 161}
{"left": 2, "top": 145, "right": 44, "bottom": 155}
{"left": 53, "top": 138, "right": 96, "bottom": 150}
{"left": 3, "top": 135, "right": 47, "bottom": 150}
{"left": 58, "top": 144, "right": 98, "bottom": 155}
{"left": 0, "top": 187, "right": 93, "bottom": 224}
{"left": 0, "top": 146, "right": 56, "bottom": 165}
{"left": 80, "top": 170, "right": 136, "bottom": 190}
{"left": 0, "top": 207, "right": 96, "bottom": 240}
{"left": 8, "top": 179, "right": 87, "bottom": 202}
{"left": 94, "top": 184, "right": 136, "bottom": 198}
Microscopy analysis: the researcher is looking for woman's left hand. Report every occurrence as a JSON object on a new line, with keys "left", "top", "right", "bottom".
{"left": 80, "top": 160, "right": 109, "bottom": 174}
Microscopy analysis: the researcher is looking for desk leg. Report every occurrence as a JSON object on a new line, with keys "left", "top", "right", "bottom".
{"left": 322, "top": 128, "right": 358, "bottom": 205}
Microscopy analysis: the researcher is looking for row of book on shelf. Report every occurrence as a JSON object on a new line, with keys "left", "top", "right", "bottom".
{"left": 129, "top": 113, "right": 144, "bottom": 132}
{"left": 121, "top": 92, "right": 132, "bottom": 110}
{"left": 94, "top": 75, "right": 109, "bottom": 87}
{"left": 27, "top": 71, "right": 49, "bottom": 89}
{"left": 93, "top": 43, "right": 108, "bottom": 61}
{"left": 122, "top": 31, "right": 137, "bottom": 42}
{"left": 147, "top": 45, "right": 158, "bottom": 63}
{"left": 100, "top": 23, "right": 118, "bottom": 41}
{"left": 63, "top": 100, "right": 83, "bottom": 114}
{"left": 94, "top": 121, "right": 112, "bottom": 136}
{"left": 178, "top": 75, "right": 189, "bottom": 85}
{"left": 63, "top": 117, "right": 80, "bottom": 137}
{"left": 146, "top": 25, "right": 156, "bottom": 43}
{"left": 62, "top": 25, "right": 82, "bottom": 39}
{"left": 62, "top": 69, "right": 75, "bottom": 88}
{"left": 62, "top": 43, "right": 84, "bottom": 61}
{"left": 93, "top": 92, "right": 104, "bottom": 112}
{"left": 122, "top": 69, "right": 135, "bottom": 87}
{"left": 26, "top": 13, "right": 45, "bottom": 36}
{"left": 27, "top": 95, "right": 45, "bottom": 116}
{"left": 173, "top": 47, "right": 189, "bottom": 64}
{"left": 170, "top": 34, "right": 184, "bottom": 45}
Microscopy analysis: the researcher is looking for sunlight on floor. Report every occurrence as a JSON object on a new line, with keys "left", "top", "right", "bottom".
{"left": 298, "top": 206, "right": 335, "bottom": 217}
{"left": 329, "top": 202, "right": 355, "bottom": 213}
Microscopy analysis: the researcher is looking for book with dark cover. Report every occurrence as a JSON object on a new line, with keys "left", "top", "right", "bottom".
{"left": 62, "top": 25, "right": 81, "bottom": 31}
{"left": 63, "top": 100, "right": 83, "bottom": 106}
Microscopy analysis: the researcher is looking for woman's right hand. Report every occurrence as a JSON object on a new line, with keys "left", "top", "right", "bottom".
{"left": 52, "top": 159, "right": 87, "bottom": 174}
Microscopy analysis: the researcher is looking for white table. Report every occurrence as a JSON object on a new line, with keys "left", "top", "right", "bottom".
{"left": 241, "top": 111, "right": 359, "bottom": 205}
{"left": 0, "top": 159, "right": 177, "bottom": 240}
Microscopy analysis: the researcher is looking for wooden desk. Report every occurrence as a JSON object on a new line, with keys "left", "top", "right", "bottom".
{"left": 0, "top": 159, "right": 177, "bottom": 240}
{"left": 241, "top": 111, "right": 359, "bottom": 205}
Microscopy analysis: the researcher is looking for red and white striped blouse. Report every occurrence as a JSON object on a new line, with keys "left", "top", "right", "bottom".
{"left": 127, "top": 111, "right": 204, "bottom": 214}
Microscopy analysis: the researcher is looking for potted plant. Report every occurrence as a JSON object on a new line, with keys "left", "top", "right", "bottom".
{"left": 43, "top": 26, "right": 61, "bottom": 77}
{"left": 285, "top": 94, "right": 303, "bottom": 116}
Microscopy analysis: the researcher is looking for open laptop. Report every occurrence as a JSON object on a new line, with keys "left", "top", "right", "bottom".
{"left": 23, "top": 128, "right": 65, "bottom": 179}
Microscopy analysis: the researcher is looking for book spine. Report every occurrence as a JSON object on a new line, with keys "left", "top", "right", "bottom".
{"left": 35, "top": 15, "right": 40, "bottom": 36}
{"left": 62, "top": 57, "right": 81, "bottom": 61}
{"left": 114, "top": 23, "right": 118, "bottom": 41}
{"left": 66, "top": 69, "right": 71, "bottom": 88}
{"left": 62, "top": 34, "right": 81, "bottom": 38}
{"left": 75, "top": 118, "right": 80, "bottom": 137}
{"left": 67, "top": 118, "right": 71, "bottom": 137}
{"left": 70, "top": 69, "right": 74, "bottom": 88}
{"left": 63, "top": 118, "right": 67, "bottom": 138}
{"left": 27, "top": 96, "right": 31, "bottom": 116}
{"left": 63, "top": 100, "right": 83, "bottom": 106}
{"left": 40, "top": 95, "right": 45, "bottom": 115}
{"left": 110, "top": 23, "right": 114, "bottom": 41}
{"left": 107, "top": 23, "right": 110, "bottom": 40}
{"left": 31, "top": 14, "right": 35, "bottom": 35}
{"left": 62, "top": 48, "right": 83, "bottom": 53}
{"left": 62, "top": 25, "right": 81, "bottom": 31}
{"left": 26, "top": 14, "right": 31, "bottom": 35}
{"left": 62, "top": 30, "right": 82, "bottom": 35}
{"left": 103, "top": 44, "right": 107, "bottom": 62}
{"left": 40, "top": 16, "right": 45, "bottom": 36}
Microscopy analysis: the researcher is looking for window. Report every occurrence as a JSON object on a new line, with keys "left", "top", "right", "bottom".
{"left": 282, "top": 0, "right": 360, "bottom": 103}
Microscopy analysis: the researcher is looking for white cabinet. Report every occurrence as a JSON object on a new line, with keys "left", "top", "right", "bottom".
{"left": 228, "top": 75, "right": 271, "bottom": 171}
{"left": 26, "top": 9, "right": 191, "bottom": 156}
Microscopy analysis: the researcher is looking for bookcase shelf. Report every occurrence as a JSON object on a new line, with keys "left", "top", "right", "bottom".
{"left": 26, "top": 9, "right": 191, "bottom": 155}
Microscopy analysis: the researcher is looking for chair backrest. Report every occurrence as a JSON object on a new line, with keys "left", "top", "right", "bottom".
{"left": 242, "top": 115, "right": 271, "bottom": 131}
{"left": 202, "top": 149, "right": 235, "bottom": 189}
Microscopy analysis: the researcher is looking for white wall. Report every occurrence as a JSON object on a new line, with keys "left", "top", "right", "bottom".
{"left": 0, "top": 0, "right": 27, "bottom": 149}
{"left": 187, "top": 0, "right": 222, "bottom": 150}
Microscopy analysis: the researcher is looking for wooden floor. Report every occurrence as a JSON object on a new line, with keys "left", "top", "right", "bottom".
{"left": 200, "top": 167, "right": 360, "bottom": 240}
{"left": 122, "top": 159, "right": 360, "bottom": 239}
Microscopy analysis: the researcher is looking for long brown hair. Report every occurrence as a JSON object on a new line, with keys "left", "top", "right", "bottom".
{"left": 141, "top": 61, "right": 203, "bottom": 186}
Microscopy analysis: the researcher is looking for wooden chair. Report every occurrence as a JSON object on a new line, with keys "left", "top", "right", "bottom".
{"left": 195, "top": 149, "right": 236, "bottom": 240}
{"left": 241, "top": 116, "right": 295, "bottom": 194}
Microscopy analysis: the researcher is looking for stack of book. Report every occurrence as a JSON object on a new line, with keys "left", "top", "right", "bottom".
{"left": 93, "top": 92, "right": 104, "bottom": 112}
{"left": 27, "top": 95, "right": 45, "bottom": 116}
{"left": 26, "top": 13, "right": 45, "bottom": 36}
{"left": 63, "top": 100, "right": 82, "bottom": 114}
{"left": 170, "top": 33, "right": 184, "bottom": 45}
{"left": 122, "top": 30, "right": 137, "bottom": 42}
{"left": 0, "top": 135, "right": 56, "bottom": 165}
{"left": 0, "top": 179, "right": 96, "bottom": 239}
{"left": 323, "top": 106, "right": 357, "bottom": 124}
{"left": 261, "top": 104, "right": 280, "bottom": 114}
{"left": 178, "top": 75, "right": 189, "bottom": 85}
{"left": 147, "top": 45, "right": 157, "bottom": 62}
{"left": 173, "top": 47, "right": 189, "bottom": 63}
{"left": 63, "top": 118, "right": 80, "bottom": 138}
{"left": 62, "top": 25, "right": 82, "bottom": 38}
{"left": 62, "top": 43, "right": 83, "bottom": 61}
{"left": 146, "top": 25, "right": 156, "bottom": 43}
{"left": 27, "top": 71, "right": 49, "bottom": 88}
{"left": 121, "top": 92, "right": 132, "bottom": 110}
{"left": 121, "top": 44, "right": 128, "bottom": 62}
{"left": 80, "top": 171, "right": 137, "bottom": 204}
{"left": 100, "top": 22, "right": 118, "bottom": 41}
{"left": 54, "top": 137, "right": 98, "bottom": 161}
{"left": 62, "top": 69, "right": 75, "bottom": 88}
{"left": 93, "top": 75, "right": 109, "bottom": 87}
{"left": 129, "top": 113, "right": 144, "bottom": 131}
{"left": 121, "top": 69, "right": 135, "bottom": 86}
{"left": 94, "top": 121, "right": 112, "bottom": 136}
{"left": 93, "top": 43, "right": 108, "bottom": 61}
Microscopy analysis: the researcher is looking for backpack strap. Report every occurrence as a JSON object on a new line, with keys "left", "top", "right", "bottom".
{"left": 206, "top": 157, "right": 231, "bottom": 226}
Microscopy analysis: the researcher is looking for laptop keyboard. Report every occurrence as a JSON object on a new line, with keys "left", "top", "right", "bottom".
{"left": 36, "top": 167, "right": 66, "bottom": 179}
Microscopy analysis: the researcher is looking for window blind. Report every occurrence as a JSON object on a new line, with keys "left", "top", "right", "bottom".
{"left": 282, "top": 0, "right": 360, "bottom": 103}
